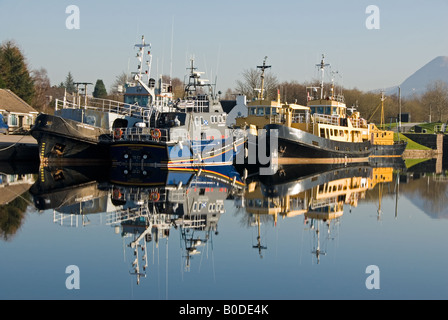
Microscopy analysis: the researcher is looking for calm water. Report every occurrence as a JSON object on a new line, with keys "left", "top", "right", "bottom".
{"left": 1, "top": 158, "right": 448, "bottom": 300}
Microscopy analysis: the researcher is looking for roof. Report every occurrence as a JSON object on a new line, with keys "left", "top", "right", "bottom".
{"left": 220, "top": 100, "right": 237, "bottom": 114}
{"left": 0, "top": 89, "right": 38, "bottom": 114}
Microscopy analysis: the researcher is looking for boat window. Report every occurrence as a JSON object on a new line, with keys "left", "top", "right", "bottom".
{"left": 257, "top": 108, "right": 264, "bottom": 116}
{"left": 218, "top": 115, "right": 222, "bottom": 123}
{"left": 195, "top": 117, "right": 199, "bottom": 126}
{"left": 325, "top": 107, "right": 331, "bottom": 115}
{"left": 326, "top": 128, "right": 330, "bottom": 138}
{"left": 320, "top": 128, "right": 325, "bottom": 138}
{"left": 265, "top": 108, "right": 271, "bottom": 115}
{"left": 272, "top": 108, "right": 278, "bottom": 115}
{"left": 317, "top": 107, "right": 324, "bottom": 114}
{"left": 249, "top": 107, "right": 256, "bottom": 115}
{"left": 157, "top": 113, "right": 186, "bottom": 128}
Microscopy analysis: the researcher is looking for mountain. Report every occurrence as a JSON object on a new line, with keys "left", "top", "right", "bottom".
{"left": 385, "top": 56, "right": 448, "bottom": 98}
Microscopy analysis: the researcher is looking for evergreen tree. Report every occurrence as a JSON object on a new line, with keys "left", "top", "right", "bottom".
{"left": 64, "top": 72, "right": 76, "bottom": 93}
{"left": 0, "top": 40, "right": 35, "bottom": 104}
{"left": 92, "top": 79, "right": 107, "bottom": 98}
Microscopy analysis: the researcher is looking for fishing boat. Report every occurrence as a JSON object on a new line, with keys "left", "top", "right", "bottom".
{"left": 30, "top": 36, "right": 175, "bottom": 165}
{"left": 109, "top": 58, "right": 245, "bottom": 170}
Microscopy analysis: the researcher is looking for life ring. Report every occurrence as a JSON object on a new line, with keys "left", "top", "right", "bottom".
{"left": 113, "top": 189, "right": 122, "bottom": 199}
{"left": 150, "top": 192, "right": 160, "bottom": 202}
{"left": 151, "top": 128, "right": 162, "bottom": 140}
{"left": 114, "top": 128, "right": 123, "bottom": 140}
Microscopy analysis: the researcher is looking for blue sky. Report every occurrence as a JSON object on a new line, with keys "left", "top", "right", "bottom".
{"left": 1, "top": 0, "right": 447, "bottom": 94}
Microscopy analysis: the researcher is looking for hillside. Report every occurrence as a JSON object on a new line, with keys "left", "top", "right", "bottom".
{"left": 386, "top": 56, "right": 448, "bottom": 98}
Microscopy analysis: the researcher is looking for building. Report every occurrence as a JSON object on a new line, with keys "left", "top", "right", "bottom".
{"left": 0, "top": 89, "right": 38, "bottom": 134}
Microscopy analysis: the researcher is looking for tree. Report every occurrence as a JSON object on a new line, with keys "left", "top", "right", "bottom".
{"left": 421, "top": 80, "right": 448, "bottom": 122}
{"left": 279, "top": 80, "right": 307, "bottom": 105}
{"left": 110, "top": 71, "right": 128, "bottom": 94}
{"left": 0, "top": 40, "right": 34, "bottom": 104}
{"left": 31, "top": 68, "right": 51, "bottom": 112}
{"left": 235, "top": 68, "right": 278, "bottom": 101}
{"left": 92, "top": 79, "right": 107, "bottom": 98}
{"left": 64, "top": 72, "right": 76, "bottom": 93}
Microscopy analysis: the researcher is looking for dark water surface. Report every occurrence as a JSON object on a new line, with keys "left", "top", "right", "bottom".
{"left": 1, "top": 158, "right": 448, "bottom": 300}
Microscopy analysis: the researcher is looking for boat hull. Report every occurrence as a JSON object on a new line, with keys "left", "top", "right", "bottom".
{"left": 109, "top": 137, "right": 244, "bottom": 171}
{"left": 265, "top": 124, "right": 372, "bottom": 165}
{"left": 30, "top": 113, "right": 111, "bottom": 164}
{"left": 370, "top": 141, "right": 407, "bottom": 157}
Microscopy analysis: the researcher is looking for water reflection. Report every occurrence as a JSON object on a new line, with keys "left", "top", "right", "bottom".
{"left": 29, "top": 164, "right": 245, "bottom": 284}
{"left": 241, "top": 163, "right": 400, "bottom": 263}
{"left": 1, "top": 157, "right": 448, "bottom": 286}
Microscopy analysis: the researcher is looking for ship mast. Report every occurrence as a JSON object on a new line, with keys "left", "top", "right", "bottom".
{"left": 257, "top": 56, "right": 271, "bottom": 100}
{"left": 316, "top": 54, "right": 330, "bottom": 100}
{"left": 134, "top": 35, "right": 152, "bottom": 83}
{"left": 380, "top": 91, "right": 386, "bottom": 128}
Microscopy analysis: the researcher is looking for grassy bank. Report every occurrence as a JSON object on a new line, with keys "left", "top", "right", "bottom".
{"left": 395, "top": 133, "right": 431, "bottom": 150}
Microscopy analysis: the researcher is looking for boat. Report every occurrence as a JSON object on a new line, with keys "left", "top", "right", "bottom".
{"left": 236, "top": 55, "right": 372, "bottom": 170}
{"left": 30, "top": 36, "right": 176, "bottom": 165}
{"left": 108, "top": 57, "right": 246, "bottom": 169}
{"left": 366, "top": 92, "right": 407, "bottom": 157}
{"left": 266, "top": 55, "right": 373, "bottom": 166}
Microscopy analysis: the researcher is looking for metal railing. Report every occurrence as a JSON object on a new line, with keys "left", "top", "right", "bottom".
{"left": 55, "top": 97, "right": 148, "bottom": 119}
{"left": 113, "top": 127, "right": 170, "bottom": 142}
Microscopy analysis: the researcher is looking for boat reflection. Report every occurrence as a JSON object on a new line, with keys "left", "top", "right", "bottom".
{"left": 241, "top": 161, "right": 403, "bottom": 263}
{"left": 28, "top": 164, "right": 245, "bottom": 284}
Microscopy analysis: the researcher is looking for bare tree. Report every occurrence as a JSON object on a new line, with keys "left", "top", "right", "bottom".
{"left": 422, "top": 80, "right": 448, "bottom": 122}
{"left": 235, "top": 68, "right": 278, "bottom": 101}
{"left": 110, "top": 71, "right": 129, "bottom": 94}
{"left": 31, "top": 68, "right": 51, "bottom": 112}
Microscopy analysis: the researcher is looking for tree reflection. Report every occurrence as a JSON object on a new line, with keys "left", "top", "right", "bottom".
{"left": 0, "top": 192, "right": 31, "bottom": 241}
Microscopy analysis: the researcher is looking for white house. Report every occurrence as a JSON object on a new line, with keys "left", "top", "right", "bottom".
{"left": 0, "top": 89, "right": 38, "bottom": 133}
{"left": 226, "top": 95, "right": 247, "bottom": 126}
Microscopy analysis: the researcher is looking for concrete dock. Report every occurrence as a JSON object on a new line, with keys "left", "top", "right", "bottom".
{"left": 0, "top": 134, "right": 39, "bottom": 162}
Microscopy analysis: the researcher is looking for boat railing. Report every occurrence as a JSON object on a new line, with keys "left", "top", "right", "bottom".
{"left": 106, "top": 206, "right": 150, "bottom": 225}
{"left": 310, "top": 196, "right": 338, "bottom": 210}
{"left": 115, "top": 126, "right": 170, "bottom": 142}
{"left": 312, "top": 113, "right": 367, "bottom": 129}
{"left": 55, "top": 97, "right": 147, "bottom": 119}
{"left": 313, "top": 114, "right": 341, "bottom": 126}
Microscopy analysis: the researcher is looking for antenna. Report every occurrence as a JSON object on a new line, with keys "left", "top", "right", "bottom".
{"left": 170, "top": 16, "right": 174, "bottom": 86}
{"left": 257, "top": 56, "right": 271, "bottom": 100}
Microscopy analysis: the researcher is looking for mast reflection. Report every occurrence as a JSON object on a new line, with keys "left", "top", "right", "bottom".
{"left": 29, "top": 164, "right": 244, "bottom": 284}
{"left": 242, "top": 161, "right": 403, "bottom": 264}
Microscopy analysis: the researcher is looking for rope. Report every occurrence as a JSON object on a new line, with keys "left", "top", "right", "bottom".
{"left": 0, "top": 131, "right": 32, "bottom": 152}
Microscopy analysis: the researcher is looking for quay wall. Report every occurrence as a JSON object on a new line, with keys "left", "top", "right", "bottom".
{"left": 402, "top": 133, "right": 445, "bottom": 152}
